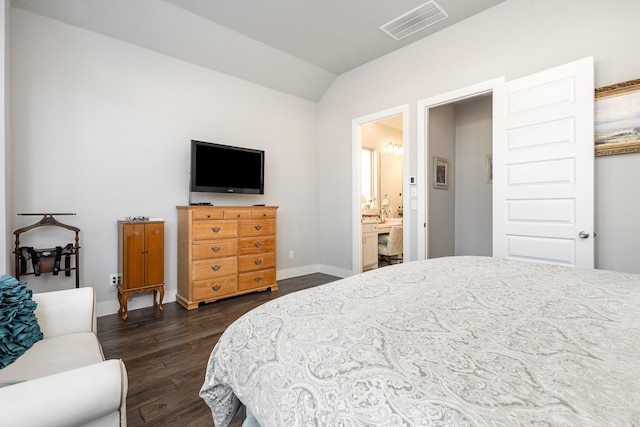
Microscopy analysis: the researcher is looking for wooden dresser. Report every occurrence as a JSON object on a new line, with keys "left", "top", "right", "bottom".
{"left": 176, "top": 206, "right": 278, "bottom": 309}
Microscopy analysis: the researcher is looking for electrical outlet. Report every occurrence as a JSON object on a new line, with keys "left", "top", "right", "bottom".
{"left": 289, "top": 250, "right": 294, "bottom": 259}
{"left": 109, "top": 274, "right": 118, "bottom": 286}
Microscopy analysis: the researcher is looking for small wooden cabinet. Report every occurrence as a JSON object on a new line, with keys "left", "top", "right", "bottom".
{"left": 176, "top": 206, "right": 278, "bottom": 309}
{"left": 117, "top": 220, "right": 165, "bottom": 320}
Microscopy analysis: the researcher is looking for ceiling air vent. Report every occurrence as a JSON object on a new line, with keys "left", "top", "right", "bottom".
{"left": 380, "top": 0, "right": 449, "bottom": 41}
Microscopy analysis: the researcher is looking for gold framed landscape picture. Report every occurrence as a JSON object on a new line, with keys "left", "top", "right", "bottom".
{"left": 595, "top": 78, "right": 640, "bottom": 156}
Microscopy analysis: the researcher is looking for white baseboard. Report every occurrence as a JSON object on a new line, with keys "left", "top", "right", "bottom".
{"left": 277, "top": 264, "right": 353, "bottom": 280}
{"left": 276, "top": 264, "right": 321, "bottom": 280}
{"left": 98, "top": 264, "right": 353, "bottom": 317}
{"left": 316, "top": 264, "right": 353, "bottom": 279}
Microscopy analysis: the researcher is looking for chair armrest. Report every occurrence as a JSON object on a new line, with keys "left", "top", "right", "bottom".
{"left": 32, "top": 287, "right": 96, "bottom": 338}
{"left": 0, "top": 359, "right": 128, "bottom": 427}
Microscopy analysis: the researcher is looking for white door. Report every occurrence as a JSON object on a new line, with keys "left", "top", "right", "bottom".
{"left": 493, "top": 57, "right": 594, "bottom": 267}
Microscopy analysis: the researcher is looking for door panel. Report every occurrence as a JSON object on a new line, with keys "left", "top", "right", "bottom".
{"left": 507, "top": 235, "right": 576, "bottom": 265}
{"left": 124, "top": 223, "right": 145, "bottom": 289}
{"left": 493, "top": 57, "right": 594, "bottom": 267}
{"left": 145, "top": 222, "right": 165, "bottom": 285}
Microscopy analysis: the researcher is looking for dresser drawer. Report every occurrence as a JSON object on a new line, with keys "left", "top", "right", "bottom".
{"left": 192, "top": 220, "right": 237, "bottom": 240}
{"left": 238, "top": 268, "right": 276, "bottom": 291}
{"left": 192, "top": 276, "right": 238, "bottom": 300}
{"left": 192, "top": 239, "right": 237, "bottom": 260}
{"left": 192, "top": 257, "right": 237, "bottom": 280}
{"left": 223, "top": 209, "right": 251, "bottom": 219}
{"left": 362, "top": 222, "right": 379, "bottom": 233}
{"left": 192, "top": 210, "right": 224, "bottom": 220}
{"left": 239, "top": 252, "right": 275, "bottom": 272}
{"left": 251, "top": 208, "right": 276, "bottom": 219}
{"left": 238, "top": 219, "right": 276, "bottom": 237}
{"left": 238, "top": 236, "right": 276, "bottom": 255}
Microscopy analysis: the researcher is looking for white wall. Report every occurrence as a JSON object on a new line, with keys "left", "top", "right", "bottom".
{"left": 10, "top": 9, "right": 320, "bottom": 315}
{"left": 455, "top": 97, "right": 492, "bottom": 256}
{"left": 595, "top": 155, "right": 640, "bottom": 270}
{"left": 318, "top": 0, "right": 640, "bottom": 274}
{"left": 427, "top": 105, "right": 455, "bottom": 258}
{"left": 0, "top": 0, "right": 8, "bottom": 273}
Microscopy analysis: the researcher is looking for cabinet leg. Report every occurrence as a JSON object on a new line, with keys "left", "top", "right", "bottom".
{"left": 121, "top": 291, "right": 129, "bottom": 320}
{"left": 154, "top": 288, "right": 165, "bottom": 312}
{"left": 117, "top": 289, "right": 123, "bottom": 316}
{"left": 118, "top": 286, "right": 164, "bottom": 320}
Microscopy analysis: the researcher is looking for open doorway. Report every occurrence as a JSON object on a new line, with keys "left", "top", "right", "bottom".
{"left": 416, "top": 79, "right": 503, "bottom": 260}
{"left": 428, "top": 95, "right": 493, "bottom": 258}
{"left": 352, "top": 105, "right": 409, "bottom": 274}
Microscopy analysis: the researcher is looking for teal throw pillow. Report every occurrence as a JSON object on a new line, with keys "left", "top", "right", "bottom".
{"left": 0, "top": 275, "right": 43, "bottom": 369}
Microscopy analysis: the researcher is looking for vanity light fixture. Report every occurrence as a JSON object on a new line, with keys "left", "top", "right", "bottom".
{"left": 385, "top": 141, "right": 403, "bottom": 155}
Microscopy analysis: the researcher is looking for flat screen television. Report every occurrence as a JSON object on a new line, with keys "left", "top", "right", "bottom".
{"left": 190, "top": 140, "right": 264, "bottom": 194}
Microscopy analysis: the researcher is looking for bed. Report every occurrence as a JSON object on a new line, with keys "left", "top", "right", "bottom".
{"left": 200, "top": 256, "right": 640, "bottom": 426}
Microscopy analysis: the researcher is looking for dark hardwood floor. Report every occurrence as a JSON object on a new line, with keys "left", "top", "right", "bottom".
{"left": 98, "top": 273, "right": 339, "bottom": 427}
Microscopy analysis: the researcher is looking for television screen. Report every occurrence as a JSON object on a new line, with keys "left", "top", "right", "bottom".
{"left": 190, "top": 140, "right": 264, "bottom": 194}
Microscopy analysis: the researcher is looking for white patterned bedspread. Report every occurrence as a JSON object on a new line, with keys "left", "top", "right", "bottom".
{"left": 200, "top": 256, "right": 640, "bottom": 426}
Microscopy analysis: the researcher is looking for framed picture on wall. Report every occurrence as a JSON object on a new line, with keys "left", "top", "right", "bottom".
{"left": 595, "top": 78, "right": 640, "bottom": 156}
{"left": 433, "top": 156, "right": 448, "bottom": 189}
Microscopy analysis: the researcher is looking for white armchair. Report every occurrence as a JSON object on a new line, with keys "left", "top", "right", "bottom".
{"left": 0, "top": 287, "right": 128, "bottom": 427}
{"left": 378, "top": 226, "right": 403, "bottom": 264}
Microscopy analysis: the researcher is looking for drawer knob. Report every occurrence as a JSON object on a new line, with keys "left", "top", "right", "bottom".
{"left": 207, "top": 214, "right": 211, "bottom": 218}
{"left": 254, "top": 225, "right": 262, "bottom": 231}
{"left": 212, "top": 227, "right": 221, "bottom": 233}
{"left": 211, "top": 265, "right": 221, "bottom": 271}
{"left": 212, "top": 246, "right": 221, "bottom": 252}
{"left": 263, "top": 212, "right": 267, "bottom": 217}
{"left": 237, "top": 213, "right": 241, "bottom": 218}
{"left": 254, "top": 259, "right": 262, "bottom": 265}
{"left": 254, "top": 242, "right": 262, "bottom": 248}
{"left": 254, "top": 276, "right": 262, "bottom": 282}
{"left": 212, "top": 284, "right": 221, "bottom": 291}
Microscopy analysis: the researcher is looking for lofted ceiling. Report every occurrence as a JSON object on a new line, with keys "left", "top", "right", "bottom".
{"left": 11, "top": 0, "right": 506, "bottom": 101}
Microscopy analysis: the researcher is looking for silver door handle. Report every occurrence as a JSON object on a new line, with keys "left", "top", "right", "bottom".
{"left": 578, "top": 231, "right": 590, "bottom": 239}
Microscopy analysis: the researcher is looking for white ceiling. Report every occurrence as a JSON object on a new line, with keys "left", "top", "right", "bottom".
{"left": 11, "top": 0, "right": 506, "bottom": 101}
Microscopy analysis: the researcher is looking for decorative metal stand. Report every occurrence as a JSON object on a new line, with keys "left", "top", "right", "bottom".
{"left": 13, "top": 213, "right": 81, "bottom": 288}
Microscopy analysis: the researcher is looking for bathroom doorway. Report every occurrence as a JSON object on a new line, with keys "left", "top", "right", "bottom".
{"left": 352, "top": 105, "right": 409, "bottom": 274}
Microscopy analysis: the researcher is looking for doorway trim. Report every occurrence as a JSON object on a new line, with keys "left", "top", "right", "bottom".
{"left": 352, "top": 104, "right": 410, "bottom": 275}
{"left": 416, "top": 78, "right": 504, "bottom": 260}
